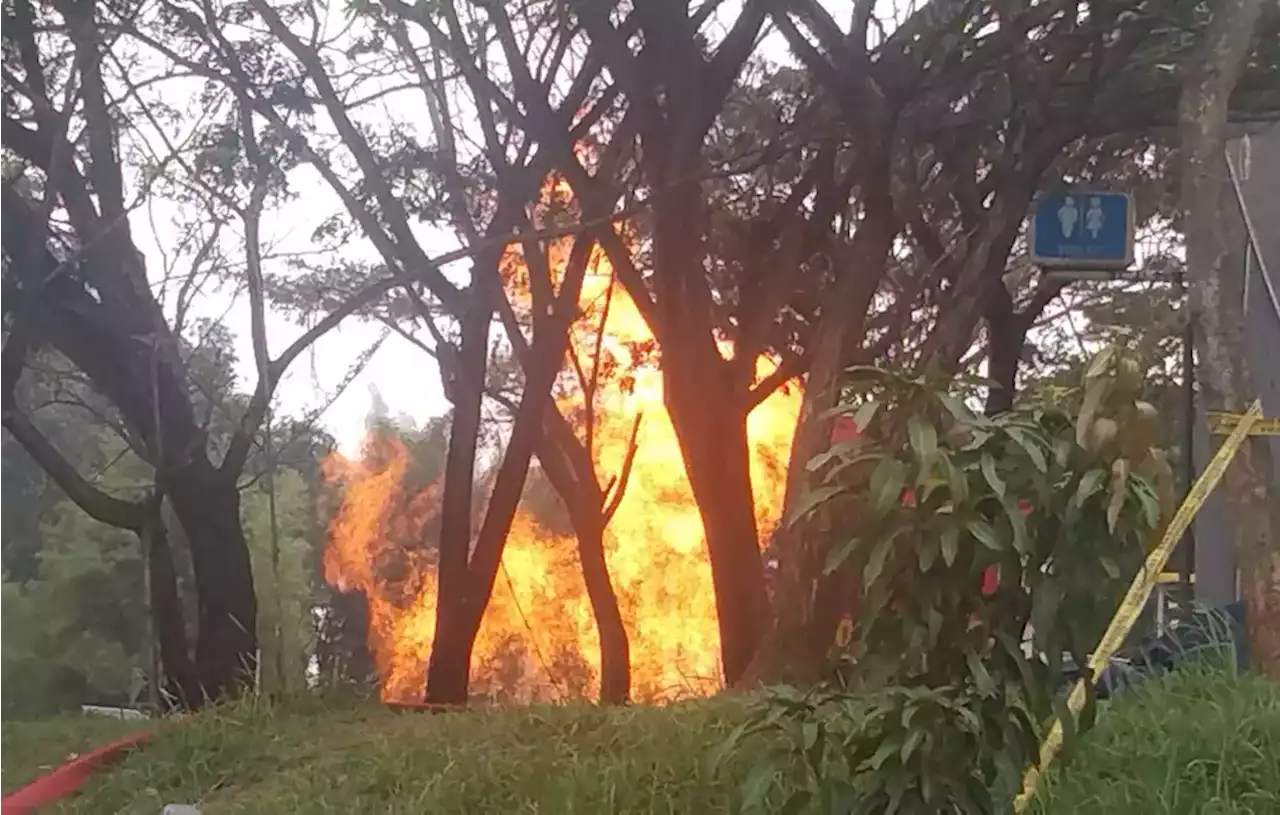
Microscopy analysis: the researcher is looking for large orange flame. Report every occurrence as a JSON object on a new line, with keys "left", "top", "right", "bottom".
{"left": 323, "top": 183, "right": 802, "bottom": 703}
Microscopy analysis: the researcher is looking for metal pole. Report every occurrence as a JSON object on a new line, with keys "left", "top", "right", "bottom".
{"left": 143, "top": 493, "right": 162, "bottom": 712}
{"left": 1178, "top": 272, "right": 1196, "bottom": 594}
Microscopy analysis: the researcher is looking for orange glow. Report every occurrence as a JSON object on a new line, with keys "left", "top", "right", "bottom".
{"left": 322, "top": 180, "right": 802, "bottom": 703}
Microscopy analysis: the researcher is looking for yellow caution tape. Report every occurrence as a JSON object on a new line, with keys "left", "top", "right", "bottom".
{"left": 1207, "top": 411, "right": 1280, "bottom": 436}
{"left": 1013, "top": 399, "right": 1262, "bottom": 814}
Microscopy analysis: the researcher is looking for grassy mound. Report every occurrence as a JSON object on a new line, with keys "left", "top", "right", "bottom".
{"left": 4, "top": 696, "right": 754, "bottom": 813}
{"left": 2, "top": 667, "right": 1275, "bottom": 813}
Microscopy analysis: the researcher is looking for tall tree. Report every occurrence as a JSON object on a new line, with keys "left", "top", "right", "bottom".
{"left": 2, "top": 0, "right": 425, "bottom": 702}
{"left": 1177, "top": 0, "right": 1280, "bottom": 677}
{"left": 122, "top": 0, "right": 638, "bottom": 702}
{"left": 1, "top": 0, "right": 263, "bottom": 702}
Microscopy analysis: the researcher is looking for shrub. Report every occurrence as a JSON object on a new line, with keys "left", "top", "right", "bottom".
{"left": 724, "top": 347, "right": 1175, "bottom": 814}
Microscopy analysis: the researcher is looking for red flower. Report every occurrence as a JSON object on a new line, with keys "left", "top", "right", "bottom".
{"left": 901, "top": 488, "right": 916, "bottom": 507}
{"left": 1017, "top": 498, "right": 1033, "bottom": 515}
{"left": 830, "top": 415, "right": 861, "bottom": 443}
{"left": 981, "top": 565, "right": 1000, "bottom": 596}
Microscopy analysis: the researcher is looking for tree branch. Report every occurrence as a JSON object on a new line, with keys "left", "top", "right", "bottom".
{"left": 1, "top": 407, "right": 146, "bottom": 530}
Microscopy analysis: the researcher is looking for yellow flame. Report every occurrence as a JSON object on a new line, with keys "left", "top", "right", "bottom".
{"left": 323, "top": 178, "right": 802, "bottom": 703}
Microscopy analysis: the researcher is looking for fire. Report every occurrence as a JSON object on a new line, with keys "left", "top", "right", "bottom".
{"left": 323, "top": 184, "right": 802, "bottom": 703}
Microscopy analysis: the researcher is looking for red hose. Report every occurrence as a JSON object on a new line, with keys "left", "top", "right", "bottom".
{"left": 2, "top": 730, "right": 153, "bottom": 814}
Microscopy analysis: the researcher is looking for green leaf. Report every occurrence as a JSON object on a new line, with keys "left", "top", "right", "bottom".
{"left": 804, "top": 449, "right": 836, "bottom": 473}
{"left": 867, "top": 738, "right": 901, "bottom": 770}
{"left": 780, "top": 790, "right": 813, "bottom": 815}
{"left": 1031, "top": 583, "right": 1062, "bottom": 654}
{"left": 1054, "top": 437, "right": 1074, "bottom": 469}
{"left": 863, "top": 528, "right": 903, "bottom": 589}
{"left": 1107, "top": 458, "right": 1131, "bottom": 534}
{"left": 967, "top": 518, "right": 1001, "bottom": 551}
{"left": 823, "top": 536, "right": 861, "bottom": 575}
{"left": 803, "top": 721, "right": 820, "bottom": 751}
{"left": 966, "top": 651, "right": 998, "bottom": 696}
{"left": 1002, "top": 497, "right": 1029, "bottom": 554}
{"left": 1074, "top": 468, "right": 1107, "bottom": 508}
{"left": 940, "top": 527, "right": 960, "bottom": 566}
{"left": 1085, "top": 345, "right": 1117, "bottom": 380}
{"left": 900, "top": 728, "right": 926, "bottom": 762}
{"left": 995, "top": 629, "right": 1040, "bottom": 698}
{"left": 1006, "top": 426, "right": 1047, "bottom": 473}
{"left": 901, "top": 703, "right": 917, "bottom": 730}
{"left": 742, "top": 756, "right": 778, "bottom": 811}
{"left": 927, "top": 604, "right": 944, "bottom": 645}
{"left": 1052, "top": 691, "right": 1080, "bottom": 758}
{"left": 1075, "top": 378, "right": 1111, "bottom": 448}
{"left": 907, "top": 416, "right": 939, "bottom": 472}
{"left": 1100, "top": 556, "right": 1120, "bottom": 579}
{"left": 869, "top": 458, "right": 908, "bottom": 515}
{"left": 852, "top": 400, "right": 880, "bottom": 433}
{"left": 1129, "top": 477, "right": 1161, "bottom": 530}
{"left": 980, "top": 452, "right": 1006, "bottom": 498}
{"left": 787, "top": 485, "right": 842, "bottom": 526}
{"left": 709, "top": 721, "right": 749, "bottom": 772}
{"left": 918, "top": 535, "right": 940, "bottom": 571}
{"left": 941, "top": 454, "right": 969, "bottom": 505}
{"left": 821, "top": 451, "right": 890, "bottom": 480}
{"left": 937, "top": 392, "right": 987, "bottom": 426}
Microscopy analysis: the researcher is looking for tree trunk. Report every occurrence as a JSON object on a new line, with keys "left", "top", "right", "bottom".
{"left": 985, "top": 284, "right": 1022, "bottom": 416}
{"left": 164, "top": 456, "right": 258, "bottom": 701}
{"left": 424, "top": 624, "right": 475, "bottom": 707}
{"left": 142, "top": 497, "right": 199, "bottom": 708}
{"left": 1178, "top": 0, "right": 1280, "bottom": 678}
{"left": 664, "top": 371, "right": 770, "bottom": 687}
{"left": 534, "top": 421, "right": 632, "bottom": 704}
{"left": 745, "top": 201, "right": 896, "bottom": 688}
{"left": 29, "top": 290, "right": 261, "bottom": 703}
{"left": 427, "top": 295, "right": 491, "bottom": 701}
{"left": 574, "top": 514, "right": 631, "bottom": 704}
{"left": 425, "top": 235, "right": 591, "bottom": 705}
{"left": 445, "top": 315, "right": 575, "bottom": 698}
{"left": 747, "top": 351, "right": 844, "bottom": 686}
{"left": 746, "top": 343, "right": 855, "bottom": 686}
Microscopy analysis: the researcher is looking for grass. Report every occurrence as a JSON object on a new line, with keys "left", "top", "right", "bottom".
{"left": 1032, "top": 664, "right": 1280, "bottom": 813}
{"left": 4, "top": 695, "right": 757, "bottom": 814}
{"left": 2, "top": 667, "right": 1276, "bottom": 813}
{"left": 1, "top": 714, "right": 143, "bottom": 796}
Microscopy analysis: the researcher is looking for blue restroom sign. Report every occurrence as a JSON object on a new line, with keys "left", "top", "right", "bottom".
{"left": 1030, "top": 191, "right": 1134, "bottom": 270}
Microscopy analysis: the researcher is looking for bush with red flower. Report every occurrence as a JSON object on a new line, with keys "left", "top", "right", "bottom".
{"left": 723, "top": 347, "right": 1175, "bottom": 814}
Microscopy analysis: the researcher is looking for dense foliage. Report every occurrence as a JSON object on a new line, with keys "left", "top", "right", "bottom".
{"left": 725, "top": 347, "right": 1175, "bottom": 813}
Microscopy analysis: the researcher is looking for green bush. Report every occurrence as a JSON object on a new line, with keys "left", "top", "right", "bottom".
{"left": 725, "top": 348, "right": 1176, "bottom": 813}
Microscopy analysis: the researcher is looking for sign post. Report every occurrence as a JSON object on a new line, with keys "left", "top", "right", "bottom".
{"left": 1027, "top": 189, "right": 1197, "bottom": 622}
{"left": 1030, "top": 191, "right": 1136, "bottom": 279}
